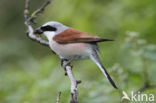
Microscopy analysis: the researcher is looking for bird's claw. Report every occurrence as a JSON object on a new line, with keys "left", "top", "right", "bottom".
{"left": 61, "top": 59, "right": 68, "bottom": 67}
{"left": 61, "top": 59, "right": 72, "bottom": 76}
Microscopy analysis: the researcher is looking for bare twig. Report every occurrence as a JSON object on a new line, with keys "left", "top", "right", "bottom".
{"left": 56, "top": 92, "right": 61, "bottom": 103}
{"left": 24, "top": 0, "right": 50, "bottom": 46}
{"left": 27, "top": 0, "right": 51, "bottom": 23}
{"left": 62, "top": 60, "right": 81, "bottom": 103}
{"left": 24, "top": 1, "right": 81, "bottom": 103}
{"left": 24, "top": 0, "right": 29, "bottom": 19}
{"left": 135, "top": 82, "right": 156, "bottom": 94}
{"left": 135, "top": 55, "right": 156, "bottom": 94}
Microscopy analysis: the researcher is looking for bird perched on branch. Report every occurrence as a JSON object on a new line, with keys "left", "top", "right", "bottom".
{"left": 34, "top": 21, "right": 118, "bottom": 89}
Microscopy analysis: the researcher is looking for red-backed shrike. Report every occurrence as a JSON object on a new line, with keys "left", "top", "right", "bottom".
{"left": 34, "top": 21, "right": 118, "bottom": 89}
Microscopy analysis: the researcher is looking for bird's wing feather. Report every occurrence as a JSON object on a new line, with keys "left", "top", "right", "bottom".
{"left": 53, "top": 28, "right": 113, "bottom": 44}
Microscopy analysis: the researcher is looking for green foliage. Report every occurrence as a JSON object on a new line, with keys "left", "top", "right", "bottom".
{"left": 0, "top": 0, "right": 156, "bottom": 103}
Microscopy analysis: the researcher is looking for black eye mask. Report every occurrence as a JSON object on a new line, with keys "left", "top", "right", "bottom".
{"left": 41, "top": 25, "right": 57, "bottom": 31}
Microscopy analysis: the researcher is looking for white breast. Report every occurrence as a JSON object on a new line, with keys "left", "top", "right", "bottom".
{"left": 44, "top": 32, "right": 92, "bottom": 60}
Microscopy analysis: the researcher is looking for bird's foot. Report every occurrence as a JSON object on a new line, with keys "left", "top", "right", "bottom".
{"left": 61, "top": 59, "right": 73, "bottom": 76}
{"left": 61, "top": 59, "right": 66, "bottom": 67}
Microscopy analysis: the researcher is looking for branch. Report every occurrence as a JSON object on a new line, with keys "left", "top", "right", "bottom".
{"left": 27, "top": 0, "right": 51, "bottom": 23}
{"left": 135, "top": 56, "right": 156, "bottom": 93}
{"left": 56, "top": 92, "right": 61, "bottom": 103}
{"left": 24, "top": 0, "right": 50, "bottom": 46}
{"left": 62, "top": 60, "right": 81, "bottom": 103}
{"left": 135, "top": 83, "right": 156, "bottom": 94}
{"left": 24, "top": 1, "right": 81, "bottom": 103}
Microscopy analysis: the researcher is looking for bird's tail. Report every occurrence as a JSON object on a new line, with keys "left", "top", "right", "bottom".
{"left": 90, "top": 51, "right": 118, "bottom": 89}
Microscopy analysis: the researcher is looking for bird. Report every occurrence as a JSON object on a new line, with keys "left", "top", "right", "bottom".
{"left": 34, "top": 21, "right": 118, "bottom": 89}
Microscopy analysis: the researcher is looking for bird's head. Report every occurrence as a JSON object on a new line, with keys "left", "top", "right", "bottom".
{"left": 34, "top": 21, "right": 68, "bottom": 38}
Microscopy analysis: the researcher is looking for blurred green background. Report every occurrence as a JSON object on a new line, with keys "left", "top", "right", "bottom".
{"left": 0, "top": 0, "right": 156, "bottom": 103}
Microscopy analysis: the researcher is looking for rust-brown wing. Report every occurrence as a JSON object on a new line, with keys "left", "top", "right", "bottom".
{"left": 53, "top": 28, "right": 113, "bottom": 44}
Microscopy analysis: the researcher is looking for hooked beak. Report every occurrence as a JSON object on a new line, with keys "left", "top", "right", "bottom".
{"left": 33, "top": 28, "right": 43, "bottom": 34}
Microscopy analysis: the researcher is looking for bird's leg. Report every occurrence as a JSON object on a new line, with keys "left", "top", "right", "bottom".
{"left": 61, "top": 59, "right": 73, "bottom": 76}
{"left": 61, "top": 59, "right": 67, "bottom": 67}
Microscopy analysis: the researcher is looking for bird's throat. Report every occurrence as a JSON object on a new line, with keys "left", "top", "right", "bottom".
{"left": 43, "top": 32, "right": 55, "bottom": 41}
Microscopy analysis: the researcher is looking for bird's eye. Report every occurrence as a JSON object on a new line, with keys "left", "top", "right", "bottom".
{"left": 41, "top": 25, "right": 57, "bottom": 31}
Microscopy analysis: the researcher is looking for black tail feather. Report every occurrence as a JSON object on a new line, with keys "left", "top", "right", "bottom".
{"left": 90, "top": 50, "right": 118, "bottom": 89}
{"left": 101, "top": 65, "right": 118, "bottom": 89}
